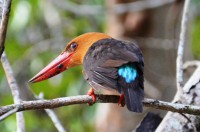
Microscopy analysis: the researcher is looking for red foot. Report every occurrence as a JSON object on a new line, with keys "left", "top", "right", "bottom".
{"left": 87, "top": 88, "right": 96, "bottom": 105}
{"left": 118, "top": 94, "right": 125, "bottom": 107}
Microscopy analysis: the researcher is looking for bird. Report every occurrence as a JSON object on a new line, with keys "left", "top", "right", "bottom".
{"left": 29, "top": 32, "right": 144, "bottom": 112}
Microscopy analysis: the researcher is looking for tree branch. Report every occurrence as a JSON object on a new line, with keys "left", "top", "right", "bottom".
{"left": 36, "top": 93, "right": 67, "bottom": 132}
{"left": 0, "top": 0, "right": 25, "bottom": 131}
{"left": 156, "top": 1, "right": 198, "bottom": 131}
{"left": 0, "top": 0, "right": 12, "bottom": 58}
{"left": 44, "top": 109, "right": 67, "bottom": 132}
{"left": 183, "top": 60, "right": 200, "bottom": 70}
{"left": 1, "top": 52, "right": 25, "bottom": 132}
{"left": 156, "top": 65, "right": 200, "bottom": 131}
{"left": 0, "top": 107, "right": 19, "bottom": 121}
{"left": 176, "top": 0, "right": 191, "bottom": 92}
{"left": 1, "top": 95, "right": 200, "bottom": 118}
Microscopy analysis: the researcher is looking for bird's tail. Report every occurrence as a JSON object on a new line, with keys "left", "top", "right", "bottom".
{"left": 122, "top": 87, "right": 144, "bottom": 112}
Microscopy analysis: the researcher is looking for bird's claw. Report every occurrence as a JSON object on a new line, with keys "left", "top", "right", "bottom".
{"left": 118, "top": 94, "right": 125, "bottom": 107}
{"left": 87, "top": 88, "right": 96, "bottom": 106}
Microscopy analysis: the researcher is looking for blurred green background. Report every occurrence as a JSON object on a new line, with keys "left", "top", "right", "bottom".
{"left": 0, "top": 0, "right": 200, "bottom": 132}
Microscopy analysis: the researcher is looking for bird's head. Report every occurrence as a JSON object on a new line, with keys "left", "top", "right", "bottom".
{"left": 29, "top": 32, "right": 110, "bottom": 83}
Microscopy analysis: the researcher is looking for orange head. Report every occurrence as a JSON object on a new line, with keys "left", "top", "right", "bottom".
{"left": 29, "top": 32, "right": 111, "bottom": 83}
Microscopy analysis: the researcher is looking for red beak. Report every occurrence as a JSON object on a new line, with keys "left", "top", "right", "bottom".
{"left": 29, "top": 51, "right": 73, "bottom": 83}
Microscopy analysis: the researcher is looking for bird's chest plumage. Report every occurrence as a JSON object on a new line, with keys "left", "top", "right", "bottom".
{"left": 83, "top": 38, "right": 144, "bottom": 92}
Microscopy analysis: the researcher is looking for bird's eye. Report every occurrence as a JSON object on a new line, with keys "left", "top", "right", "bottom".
{"left": 70, "top": 43, "right": 77, "bottom": 51}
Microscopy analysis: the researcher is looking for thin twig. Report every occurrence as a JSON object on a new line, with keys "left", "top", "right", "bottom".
{"left": 176, "top": 0, "right": 191, "bottom": 91}
{"left": 45, "top": 109, "right": 67, "bottom": 132}
{"left": 0, "top": 107, "right": 19, "bottom": 121}
{"left": 1, "top": 95, "right": 200, "bottom": 119}
{"left": 183, "top": 60, "right": 200, "bottom": 70}
{"left": 37, "top": 93, "right": 67, "bottom": 132}
{"left": 0, "top": 0, "right": 24, "bottom": 130}
{"left": 0, "top": 0, "right": 12, "bottom": 58}
{"left": 1, "top": 52, "right": 25, "bottom": 132}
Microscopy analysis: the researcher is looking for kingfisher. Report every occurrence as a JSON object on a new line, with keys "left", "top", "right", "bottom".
{"left": 29, "top": 32, "right": 144, "bottom": 112}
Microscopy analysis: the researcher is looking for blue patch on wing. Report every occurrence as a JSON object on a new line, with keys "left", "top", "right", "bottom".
{"left": 118, "top": 64, "right": 137, "bottom": 83}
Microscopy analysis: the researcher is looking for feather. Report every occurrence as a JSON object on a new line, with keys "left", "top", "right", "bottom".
{"left": 122, "top": 86, "right": 144, "bottom": 112}
{"left": 83, "top": 38, "right": 144, "bottom": 112}
{"left": 100, "top": 60, "right": 128, "bottom": 67}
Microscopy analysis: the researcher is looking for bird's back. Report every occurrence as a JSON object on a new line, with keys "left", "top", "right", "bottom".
{"left": 83, "top": 38, "right": 144, "bottom": 112}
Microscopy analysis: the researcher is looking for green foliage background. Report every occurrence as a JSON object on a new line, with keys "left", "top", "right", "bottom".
{"left": 0, "top": 0, "right": 105, "bottom": 131}
{"left": 190, "top": 0, "right": 200, "bottom": 60}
